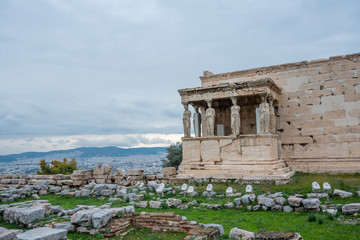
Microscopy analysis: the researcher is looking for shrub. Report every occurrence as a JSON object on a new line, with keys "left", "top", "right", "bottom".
{"left": 93, "top": 232, "right": 104, "bottom": 240}
{"left": 117, "top": 211, "right": 124, "bottom": 217}
{"left": 36, "top": 158, "right": 78, "bottom": 175}
{"left": 308, "top": 213, "right": 316, "bottom": 222}
{"left": 317, "top": 216, "right": 324, "bottom": 225}
{"left": 161, "top": 142, "right": 182, "bottom": 170}
{"left": 160, "top": 201, "right": 168, "bottom": 209}
{"left": 327, "top": 214, "right": 334, "bottom": 221}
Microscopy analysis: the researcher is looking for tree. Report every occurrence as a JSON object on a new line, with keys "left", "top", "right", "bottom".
{"left": 37, "top": 158, "right": 78, "bottom": 175}
{"left": 161, "top": 142, "right": 182, "bottom": 170}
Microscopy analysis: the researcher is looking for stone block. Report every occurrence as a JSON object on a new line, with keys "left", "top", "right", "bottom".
{"left": 349, "top": 142, "right": 360, "bottom": 157}
{"left": 324, "top": 142, "right": 349, "bottom": 158}
{"left": 288, "top": 196, "right": 303, "bottom": 207}
{"left": 182, "top": 140, "right": 201, "bottom": 163}
{"left": 302, "top": 198, "right": 320, "bottom": 210}
{"left": 220, "top": 139, "right": 242, "bottom": 162}
{"left": 342, "top": 203, "right": 360, "bottom": 215}
{"left": 333, "top": 189, "right": 353, "bottom": 198}
{"left": 162, "top": 167, "right": 176, "bottom": 175}
{"left": 17, "top": 227, "right": 67, "bottom": 240}
{"left": 127, "top": 170, "right": 144, "bottom": 176}
{"left": 258, "top": 197, "right": 275, "bottom": 208}
{"left": 93, "top": 165, "right": 113, "bottom": 175}
{"left": 0, "top": 228, "right": 22, "bottom": 239}
{"left": 201, "top": 140, "right": 220, "bottom": 162}
{"left": 91, "top": 209, "right": 113, "bottom": 229}
{"left": 242, "top": 145, "right": 276, "bottom": 161}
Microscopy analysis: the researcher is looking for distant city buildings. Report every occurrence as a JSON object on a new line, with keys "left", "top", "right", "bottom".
{"left": 0, "top": 153, "right": 166, "bottom": 175}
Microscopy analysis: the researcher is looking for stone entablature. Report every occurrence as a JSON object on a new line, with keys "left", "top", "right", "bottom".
{"left": 179, "top": 78, "right": 280, "bottom": 137}
{"left": 179, "top": 52, "right": 360, "bottom": 175}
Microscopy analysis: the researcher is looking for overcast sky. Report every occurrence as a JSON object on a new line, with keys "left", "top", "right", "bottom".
{"left": 1, "top": 0, "right": 359, "bottom": 155}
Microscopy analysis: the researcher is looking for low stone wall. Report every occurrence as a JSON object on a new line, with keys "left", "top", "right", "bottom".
{"left": 0, "top": 166, "right": 177, "bottom": 190}
{"left": 100, "top": 212, "right": 220, "bottom": 239}
{"left": 0, "top": 174, "right": 71, "bottom": 188}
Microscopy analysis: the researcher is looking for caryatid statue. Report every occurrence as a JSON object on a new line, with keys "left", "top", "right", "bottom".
{"left": 192, "top": 105, "right": 201, "bottom": 137}
{"left": 259, "top": 94, "right": 270, "bottom": 133}
{"left": 205, "top": 100, "right": 215, "bottom": 136}
{"left": 268, "top": 97, "right": 276, "bottom": 133}
{"left": 230, "top": 97, "right": 241, "bottom": 136}
{"left": 182, "top": 103, "right": 191, "bottom": 137}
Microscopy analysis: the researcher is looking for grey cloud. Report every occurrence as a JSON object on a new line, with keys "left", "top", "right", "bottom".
{"left": 0, "top": 0, "right": 359, "bottom": 153}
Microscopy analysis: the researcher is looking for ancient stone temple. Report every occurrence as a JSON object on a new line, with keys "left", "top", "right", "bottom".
{"left": 178, "top": 53, "right": 360, "bottom": 181}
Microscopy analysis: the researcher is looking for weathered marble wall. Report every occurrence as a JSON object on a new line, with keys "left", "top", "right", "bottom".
{"left": 200, "top": 53, "right": 360, "bottom": 173}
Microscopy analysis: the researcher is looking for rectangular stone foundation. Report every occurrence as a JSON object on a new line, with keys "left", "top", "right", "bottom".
{"left": 178, "top": 134, "right": 293, "bottom": 180}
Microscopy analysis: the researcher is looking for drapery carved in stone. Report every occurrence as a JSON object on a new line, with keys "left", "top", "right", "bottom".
{"left": 182, "top": 103, "right": 191, "bottom": 137}
{"left": 259, "top": 94, "right": 270, "bottom": 133}
{"left": 205, "top": 100, "right": 215, "bottom": 136}
{"left": 230, "top": 97, "right": 241, "bottom": 136}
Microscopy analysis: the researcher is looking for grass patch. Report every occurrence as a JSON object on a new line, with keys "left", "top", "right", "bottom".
{"left": 138, "top": 208, "right": 360, "bottom": 240}
{"left": 0, "top": 216, "right": 24, "bottom": 230}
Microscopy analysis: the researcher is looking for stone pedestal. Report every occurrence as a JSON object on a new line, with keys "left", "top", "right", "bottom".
{"left": 178, "top": 134, "right": 294, "bottom": 183}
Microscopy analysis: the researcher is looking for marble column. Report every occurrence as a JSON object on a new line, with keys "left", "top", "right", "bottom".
{"left": 200, "top": 106, "right": 206, "bottom": 137}
{"left": 192, "top": 105, "right": 201, "bottom": 137}
{"left": 182, "top": 103, "right": 191, "bottom": 137}
{"left": 269, "top": 97, "right": 276, "bottom": 134}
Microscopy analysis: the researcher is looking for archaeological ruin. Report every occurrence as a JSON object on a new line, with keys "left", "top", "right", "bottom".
{"left": 178, "top": 53, "right": 360, "bottom": 181}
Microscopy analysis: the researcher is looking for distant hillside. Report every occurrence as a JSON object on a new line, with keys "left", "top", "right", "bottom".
{"left": 0, "top": 146, "right": 167, "bottom": 162}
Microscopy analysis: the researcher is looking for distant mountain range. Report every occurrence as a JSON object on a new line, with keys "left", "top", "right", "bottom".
{"left": 0, "top": 146, "right": 167, "bottom": 162}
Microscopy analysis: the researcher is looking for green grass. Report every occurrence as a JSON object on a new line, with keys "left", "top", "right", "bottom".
{"left": 138, "top": 208, "right": 360, "bottom": 240}
{"left": 0, "top": 216, "right": 24, "bottom": 230}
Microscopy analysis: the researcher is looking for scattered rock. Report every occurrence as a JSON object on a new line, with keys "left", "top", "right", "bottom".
{"left": 255, "top": 230, "right": 302, "bottom": 240}
{"left": 288, "top": 196, "right": 303, "bottom": 207}
{"left": 333, "top": 189, "right": 353, "bottom": 198}
{"left": 224, "top": 202, "right": 234, "bottom": 209}
{"left": 135, "top": 201, "right": 148, "bottom": 208}
{"left": 202, "top": 223, "right": 225, "bottom": 236}
{"left": 54, "top": 222, "right": 75, "bottom": 233}
{"left": 258, "top": 197, "right": 275, "bottom": 208}
{"left": 323, "top": 182, "right": 331, "bottom": 192}
{"left": 17, "top": 227, "right": 67, "bottom": 240}
{"left": 271, "top": 205, "right": 283, "bottom": 211}
{"left": 274, "top": 197, "right": 286, "bottom": 205}
{"left": 149, "top": 201, "right": 161, "bottom": 209}
{"left": 302, "top": 198, "right": 320, "bottom": 210}
{"left": 166, "top": 198, "right": 182, "bottom": 208}
{"left": 0, "top": 227, "right": 23, "bottom": 240}
{"left": 283, "top": 206, "right": 293, "bottom": 213}
{"left": 312, "top": 182, "right": 320, "bottom": 192}
{"left": 71, "top": 208, "right": 100, "bottom": 227}
{"left": 91, "top": 209, "right": 113, "bottom": 229}
{"left": 229, "top": 227, "right": 255, "bottom": 240}
{"left": 342, "top": 203, "right": 360, "bottom": 215}
{"left": 32, "top": 194, "right": 40, "bottom": 200}
{"left": 234, "top": 198, "right": 242, "bottom": 206}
